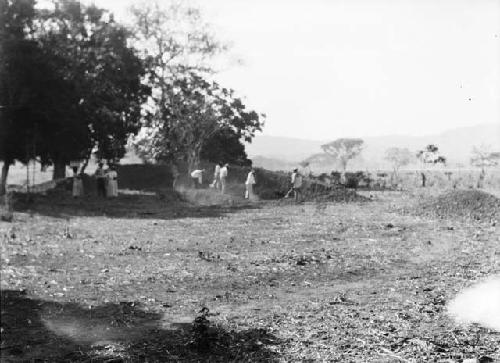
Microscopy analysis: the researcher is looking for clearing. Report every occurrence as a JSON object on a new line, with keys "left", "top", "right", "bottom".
{"left": 1, "top": 190, "right": 499, "bottom": 362}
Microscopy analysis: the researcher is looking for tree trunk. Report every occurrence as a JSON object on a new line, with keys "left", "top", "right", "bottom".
{"left": 477, "top": 168, "right": 485, "bottom": 189}
{"left": 340, "top": 159, "right": 348, "bottom": 185}
{"left": 0, "top": 162, "right": 10, "bottom": 196}
{"left": 170, "top": 161, "right": 179, "bottom": 190}
{"left": 391, "top": 168, "right": 398, "bottom": 186}
{"left": 52, "top": 160, "right": 66, "bottom": 180}
{"left": 187, "top": 148, "right": 201, "bottom": 174}
{"left": 421, "top": 172, "right": 426, "bottom": 187}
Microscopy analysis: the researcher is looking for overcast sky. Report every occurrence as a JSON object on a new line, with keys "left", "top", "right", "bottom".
{"left": 82, "top": 0, "right": 500, "bottom": 140}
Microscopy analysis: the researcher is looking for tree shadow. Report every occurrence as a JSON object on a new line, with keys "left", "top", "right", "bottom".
{"left": 10, "top": 190, "right": 261, "bottom": 221}
{"left": 1, "top": 289, "right": 281, "bottom": 362}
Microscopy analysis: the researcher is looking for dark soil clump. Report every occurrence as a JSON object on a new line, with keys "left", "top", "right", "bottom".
{"left": 309, "top": 188, "right": 371, "bottom": 203}
{"left": 417, "top": 189, "right": 500, "bottom": 223}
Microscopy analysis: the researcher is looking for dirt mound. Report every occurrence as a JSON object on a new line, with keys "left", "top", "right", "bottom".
{"left": 310, "top": 188, "right": 371, "bottom": 203}
{"left": 251, "top": 169, "right": 370, "bottom": 202}
{"left": 418, "top": 189, "right": 500, "bottom": 223}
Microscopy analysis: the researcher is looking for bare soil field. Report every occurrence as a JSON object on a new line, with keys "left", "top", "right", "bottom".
{"left": 1, "top": 190, "right": 499, "bottom": 362}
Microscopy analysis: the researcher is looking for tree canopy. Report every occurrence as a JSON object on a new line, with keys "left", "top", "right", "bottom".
{"left": 384, "top": 147, "right": 413, "bottom": 175}
{"left": 470, "top": 144, "right": 500, "bottom": 172}
{"left": 133, "top": 72, "right": 263, "bottom": 171}
{"left": 416, "top": 144, "right": 446, "bottom": 165}
{"left": 1, "top": 0, "right": 149, "bottom": 193}
{"left": 200, "top": 128, "right": 252, "bottom": 166}
{"left": 321, "top": 138, "right": 364, "bottom": 171}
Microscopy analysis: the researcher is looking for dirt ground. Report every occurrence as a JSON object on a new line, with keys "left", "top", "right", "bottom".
{"left": 1, "top": 190, "right": 499, "bottom": 362}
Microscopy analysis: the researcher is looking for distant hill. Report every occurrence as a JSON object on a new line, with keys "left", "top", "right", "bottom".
{"left": 249, "top": 156, "right": 298, "bottom": 171}
{"left": 247, "top": 123, "right": 500, "bottom": 170}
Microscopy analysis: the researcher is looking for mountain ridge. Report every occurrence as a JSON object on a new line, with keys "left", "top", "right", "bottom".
{"left": 246, "top": 123, "right": 500, "bottom": 170}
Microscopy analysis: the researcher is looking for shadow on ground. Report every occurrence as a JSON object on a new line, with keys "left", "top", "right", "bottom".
{"left": 10, "top": 190, "right": 261, "bottom": 221}
{"left": 1, "top": 290, "right": 281, "bottom": 362}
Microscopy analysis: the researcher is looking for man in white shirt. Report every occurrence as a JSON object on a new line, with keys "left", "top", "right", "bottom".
{"left": 211, "top": 162, "right": 222, "bottom": 190}
{"left": 286, "top": 168, "right": 303, "bottom": 201}
{"left": 245, "top": 168, "right": 256, "bottom": 200}
{"left": 219, "top": 163, "right": 228, "bottom": 194}
{"left": 190, "top": 169, "right": 205, "bottom": 188}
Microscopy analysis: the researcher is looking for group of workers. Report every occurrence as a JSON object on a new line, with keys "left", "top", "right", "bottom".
{"left": 190, "top": 163, "right": 304, "bottom": 201}
{"left": 190, "top": 162, "right": 257, "bottom": 200}
{"left": 71, "top": 162, "right": 118, "bottom": 198}
{"left": 72, "top": 160, "right": 304, "bottom": 201}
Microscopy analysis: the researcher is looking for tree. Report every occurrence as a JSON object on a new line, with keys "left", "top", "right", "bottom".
{"left": 133, "top": 73, "right": 263, "bottom": 171}
{"left": 35, "top": 1, "right": 149, "bottom": 175}
{"left": 470, "top": 144, "right": 500, "bottom": 172}
{"left": 1, "top": 0, "right": 149, "bottom": 193}
{"left": 200, "top": 128, "right": 252, "bottom": 166}
{"left": 321, "top": 138, "right": 364, "bottom": 172}
{"left": 470, "top": 144, "right": 500, "bottom": 188}
{"left": 130, "top": 1, "right": 226, "bottom": 79}
{"left": 0, "top": 0, "right": 52, "bottom": 194}
{"left": 416, "top": 144, "right": 446, "bottom": 187}
{"left": 384, "top": 147, "right": 413, "bottom": 179}
{"left": 416, "top": 144, "right": 446, "bottom": 165}
{"left": 130, "top": 1, "right": 232, "bottom": 173}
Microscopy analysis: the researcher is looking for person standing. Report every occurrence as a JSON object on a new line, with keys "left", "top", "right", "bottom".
{"left": 211, "top": 162, "right": 222, "bottom": 190}
{"left": 292, "top": 169, "right": 303, "bottom": 202}
{"left": 219, "top": 163, "right": 228, "bottom": 194}
{"left": 190, "top": 169, "right": 205, "bottom": 189}
{"left": 286, "top": 168, "right": 303, "bottom": 201}
{"left": 72, "top": 167, "right": 83, "bottom": 198}
{"left": 245, "top": 168, "right": 256, "bottom": 200}
{"left": 95, "top": 162, "right": 106, "bottom": 197}
{"left": 106, "top": 165, "right": 118, "bottom": 197}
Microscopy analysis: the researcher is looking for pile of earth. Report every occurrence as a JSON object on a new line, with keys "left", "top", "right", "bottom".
{"left": 251, "top": 169, "right": 370, "bottom": 202}
{"left": 309, "top": 188, "right": 371, "bottom": 203}
{"left": 417, "top": 189, "right": 500, "bottom": 223}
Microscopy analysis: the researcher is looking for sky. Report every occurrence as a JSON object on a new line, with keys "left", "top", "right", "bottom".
{"left": 79, "top": 0, "right": 500, "bottom": 140}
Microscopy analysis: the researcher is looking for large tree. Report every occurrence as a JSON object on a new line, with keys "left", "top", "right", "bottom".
{"left": 36, "top": 0, "right": 149, "bottom": 176}
{"left": 1, "top": 0, "right": 149, "bottom": 193}
{"left": 416, "top": 144, "right": 446, "bottom": 187}
{"left": 0, "top": 0, "right": 64, "bottom": 193}
{"left": 416, "top": 144, "right": 446, "bottom": 165}
{"left": 129, "top": 0, "right": 225, "bottom": 136}
{"left": 470, "top": 144, "right": 500, "bottom": 188}
{"left": 470, "top": 144, "right": 500, "bottom": 173}
{"left": 321, "top": 138, "right": 364, "bottom": 172}
{"left": 130, "top": 1, "right": 261, "bottom": 173}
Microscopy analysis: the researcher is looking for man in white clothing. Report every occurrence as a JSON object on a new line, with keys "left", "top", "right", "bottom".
{"left": 245, "top": 169, "right": 256, "bottom": 200}
{"left": 190, "top": 169, "right": 205, "bottom": 188}
{"left": 286, "top": 168, "right": 303, "bottom": 201}
{"left": 211, "top": 162, "right": 222, "bottom": 190}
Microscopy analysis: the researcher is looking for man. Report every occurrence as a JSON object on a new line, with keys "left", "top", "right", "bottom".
{"left": 286, "top": 168, "right": 303, "bottom": 202}
{"left": 106, "top": 164, "right": 118, "bottom": 197}
{"left": 94, "top": 162, "right": 106, "bottom": 197}
{"left": 219, "top": 163, "right": 228, "bottom": 194}
{"left": 211, "top": 162, "right": 222, "bottom": 190}
{"left": 72, "top": 166, "right": 83, "bottom": 198}
{"left": 245, "top": 168, "right": 256, "bottom": 200}
{"left": 190, "top": 169, "right": 205, "bottom": 189}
